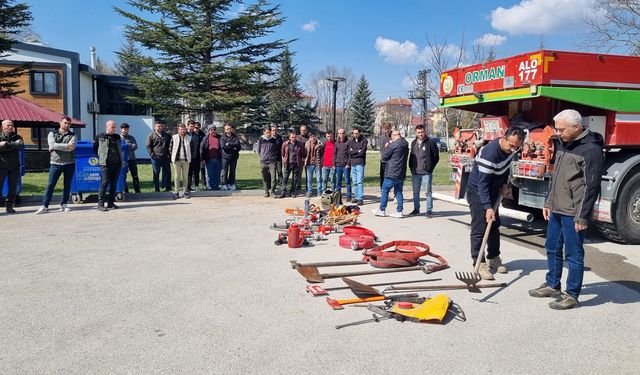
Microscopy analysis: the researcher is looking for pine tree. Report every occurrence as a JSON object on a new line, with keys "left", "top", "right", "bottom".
{"left": 114, "top": 39, "right": 146, "bottom": 77}
{"left": 350, "top": 75, "right": 375, "bottom": 135}
{"left": 95, "top": 56, "right": 115, "bottom": 75}
{"left": 0, "top": 0, "right": 32, "bottom": 96}
{"left": 115, "top": 0, "right": 287, "bottom": 124}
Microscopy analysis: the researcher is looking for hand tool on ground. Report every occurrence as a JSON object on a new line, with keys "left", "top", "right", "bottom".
{"left": 386, "top": 282, "right": 507, "bottom": 293}
{"left": 342, "top": 276, "right": 506, "bottom": 295}
{"left": 304, "top": 277, "right": 442, "bottom": 296}
{"left": 335, "top": 312, "right": 394, "bottom": 330}
{"left": 290, "top": 259, "right": 367, "bottom": 269}
{"left": 297, "top": 262, "right": 444, "bottom": 283}
{"left": 455, "top": 196, "right": 503, "bottom": 292}
{"left": 326, "top": 293, "right": 425, "bottom": 310}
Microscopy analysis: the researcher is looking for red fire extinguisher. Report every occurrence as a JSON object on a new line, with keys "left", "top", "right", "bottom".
{"left": 288, "top": 223, "right": 302, "bottom": 248}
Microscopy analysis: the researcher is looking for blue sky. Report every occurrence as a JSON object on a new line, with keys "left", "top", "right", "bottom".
{"left": 25, "top": 0, "right": 601, "bottom": 102}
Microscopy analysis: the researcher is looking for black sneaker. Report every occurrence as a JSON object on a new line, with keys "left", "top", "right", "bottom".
{"left": 426, "top": 212, "right": 433, "bottom": 218}
{"left": 107, "top": 203, "right": 119, "bottom": 209}
{"left": 408, "top": 209, "right": 420, "bottom": 216}
{"left": 357, "top": 200, "right": 364, "bottom": 206}
{"left": 97, "top": 204, "right": 108, "bottom": 212}
{"left": 529, "top": 283, "right": 562, "bottom": 298}
{"left": 549, "top": 292, "right": 579, "bottom": 310}
{"left": 172, "top": 193, "right": 179, "bottom": 200}
{"left": 184, "top": 192, "right": 191, "bottom": 199}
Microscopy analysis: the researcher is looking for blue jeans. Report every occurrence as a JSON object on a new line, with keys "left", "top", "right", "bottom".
{"left": 335, "top": 166, "right": 352, "bottom": 199}
{"left": 42, "top": 163, "right": 75, "bottom": 207}
{"left": 545, "top": 212, "right": 586, "bottom": 299}
{"left": 379, "top": 177, "right": 404, "bottom": 213}
{"left": 206, "top": 159, "right": 221, "bottom": 190}
{"left": 321, "top": 166, "right": 335, "bottom": 193}
{"left": 306, "top": 165, "right": 320, "bottom": 196}
{"left": 411, "top": 173, "right": 433, "bottom": 213}
{"left": 151, "top": 157, "right": 171, "bottom": 191}
{"left": 351, "top": 164, "right": 365, "bottom": 201}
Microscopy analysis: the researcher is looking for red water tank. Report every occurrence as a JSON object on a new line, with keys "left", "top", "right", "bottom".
{"left": 288, "top": 223, "right": 302, "bottom": 248}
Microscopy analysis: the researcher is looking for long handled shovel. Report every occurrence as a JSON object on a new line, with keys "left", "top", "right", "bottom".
{"left": 455, "top": 196, "right": 502, "bottom": 293}
{"left": 297, "top": 264, "right": 435, "bottom": 283}
{"left": 289, "top": 259, "right": 367, "bottom": 269}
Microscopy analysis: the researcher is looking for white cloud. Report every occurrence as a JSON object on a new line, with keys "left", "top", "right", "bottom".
{"left": 474, "top": 33, "right": 507, "bottom": 47}
{"left": 375, "top": 36, "right": 427, "bottom": 64}
{"left": 302, "top": 21, "right": 319, "bottom": 32}
{"left": 491, "top": 0, "right": 597, "bottom": 35}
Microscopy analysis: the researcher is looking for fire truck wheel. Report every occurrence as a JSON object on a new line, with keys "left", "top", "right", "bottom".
{"left": 597, "top": 171, "right": 640, "bottom": 244}
{"left": 615, "top": 172, "right": 640, "bottom": 244}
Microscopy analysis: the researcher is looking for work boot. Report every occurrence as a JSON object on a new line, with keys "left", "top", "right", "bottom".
{"left": 528, "top": 283, "right": 562, "bottom": 298}
{"left": 6, "top": 203, "right": 16, "bottom": 214}
{"left": 478, "top": 263, "right": 494, "bottom": 280}
{"left": 488, "top": 256, "right": 508, "bottom": 274}
{"left": 549, "top": 292, "right": 579, "bottom": 310}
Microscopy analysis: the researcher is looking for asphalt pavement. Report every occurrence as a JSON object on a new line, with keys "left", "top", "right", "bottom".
{"left": 1, "top": 190, "right": 638, "bottom": 374}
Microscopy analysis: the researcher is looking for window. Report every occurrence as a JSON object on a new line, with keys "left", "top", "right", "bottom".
{"left": 30, "top": 71, "right": 59, "bottom": 95}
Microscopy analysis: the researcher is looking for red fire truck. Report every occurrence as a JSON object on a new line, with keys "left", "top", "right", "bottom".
{"left": 440, "top": 50, "right": 640, "bottom": 244}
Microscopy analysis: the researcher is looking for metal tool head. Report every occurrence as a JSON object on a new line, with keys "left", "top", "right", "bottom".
{"left": 326, "top": 297, "right": 345, "bottom": 310}
{"left": 455, "top": 271, "right": 482, "bottom": 293}
{"left": 289, "top": 260, "right": 299, "bottom": 269}
{"left": 297, "top": 265, "right": 323, "bottom": 283}
{"left": 341, "top": 277, "right": 383, "bottom": 298}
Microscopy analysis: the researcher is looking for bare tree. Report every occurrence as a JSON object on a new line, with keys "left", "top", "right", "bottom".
{"left": 582, "top": 0, "right": 640, "bottom": 55}
{"left": 306, "top": 66, "right": 355, "bottom": 132}
{"left": 422, "top": 33, "right": 481, "bottom": 143}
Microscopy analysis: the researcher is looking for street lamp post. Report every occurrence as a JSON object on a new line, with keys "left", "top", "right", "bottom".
{"left": 325, "top": 76, "right": 345, "bottom": 135}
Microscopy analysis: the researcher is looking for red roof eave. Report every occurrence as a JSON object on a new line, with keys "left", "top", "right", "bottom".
{"left": 0, "top": 95, "right": 85, "bottom": 126}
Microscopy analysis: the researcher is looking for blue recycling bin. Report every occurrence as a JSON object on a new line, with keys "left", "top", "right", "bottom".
{"left": 1, "top": 144, "right": 25, "bottom": 201}
{"left": 70, "top": 140, "right": 129, "bottom": 203}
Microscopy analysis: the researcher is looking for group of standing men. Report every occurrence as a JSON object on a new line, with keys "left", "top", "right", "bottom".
{"left": 256, "top": 125, "right": 368, "bottom": 204}
{"left": 143, "top": 119, "right": 242, "bottom": 198}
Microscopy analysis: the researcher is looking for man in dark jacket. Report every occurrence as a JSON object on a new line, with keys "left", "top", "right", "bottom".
{"left": 372, "top": 130, "right": 408, "bottom": 218}
{"left": 378, "top": 123, "right": 392, "bottom": 188}
{"left": 257, "top": 127, "right": 278, "bottom": 197}
{"left": 187, "top": 120, "right": 205, "bottom": 191}
{"left": 279, "top": 132, "right": 304, "bottom": 198}
{"left": 0, "top": 120, "right": 23, "bottom": 213}
{"left": 333, "top": 128, "right": 352, "bottom": 201}
{"left": 146, "top": 120, "right": 171, "bottom": 192}
{"left": 120, "top": 123, "right": 140, "bottom": 193}
{"left": 271, "top": 124, "right": 283, "bottom": 184}
{"left": 348, "top": 128, "right": 368, "bottom": 205}
{"left": 220, "top": 124, "right": 241, "bottom": 190}
{"left": 529, "top": 109, "right": 604, "bottom": 310}
{"left": 200, "top": 125, "right": 222, "bottom": 190}
{"left": 466, "top": 126, "right": 525, "bottom": 280}
{"left": 94, "top": 120, "right": 124, "bottom": 211}
{"left": 408, "top": 124, "right": 440, "bottom": 217}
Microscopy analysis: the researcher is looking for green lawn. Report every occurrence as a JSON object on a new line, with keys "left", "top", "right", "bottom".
{"left": 18, "top": 152, "right": 452, "bottom": 196}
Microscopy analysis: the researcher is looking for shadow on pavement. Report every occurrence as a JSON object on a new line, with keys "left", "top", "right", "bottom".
{"left": 579, "top": 280, "right": 640, "bottom": 306}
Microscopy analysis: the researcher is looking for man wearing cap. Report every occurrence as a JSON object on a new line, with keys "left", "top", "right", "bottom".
{"left": 0, "top": 120, "right": 24, "bottom": 214}
{"left": 120, "top": 123, "right": 140, "bottom": 193}
{"left": 200, "top": 124, "right": 222, "bottom": 190}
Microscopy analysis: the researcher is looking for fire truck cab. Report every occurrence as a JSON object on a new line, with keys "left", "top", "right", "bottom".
{"left": 440, "top": 50, "right": 640, "bottom": 244}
